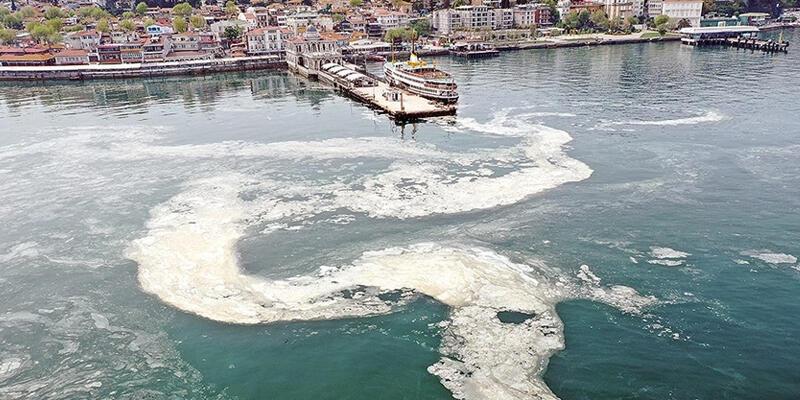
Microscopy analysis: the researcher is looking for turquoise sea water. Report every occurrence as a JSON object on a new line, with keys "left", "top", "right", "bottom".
{"left": 0, "top": 31, "right": 798, "bottom": 399}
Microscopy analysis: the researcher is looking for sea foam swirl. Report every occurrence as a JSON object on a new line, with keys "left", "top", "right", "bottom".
{"left": 126, "top": 175, "right": 655, "bottom": 400}
{"left": 121, "top": 110, "right": 651, "bottom": 399}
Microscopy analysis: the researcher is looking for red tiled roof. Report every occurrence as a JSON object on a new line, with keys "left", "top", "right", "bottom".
{"left": 55, "top": 49, "right": 89, "bottom": 57}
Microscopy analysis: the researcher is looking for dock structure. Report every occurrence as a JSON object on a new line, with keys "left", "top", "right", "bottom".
{"left": 317, "top": 62, "right": 456, "bottom": 120}
{"left": 285, "top": 27, "right": 455, "bottom": 120}
{"left": 679, "top": 26, "right": 789, "bottom": 53}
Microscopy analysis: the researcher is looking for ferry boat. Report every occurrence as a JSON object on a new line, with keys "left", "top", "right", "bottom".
{"left": 450, "top": 42, "right": 500, "bottom": 58}
{"left": 383, "top": 53, "right": 458, "bottom": 104}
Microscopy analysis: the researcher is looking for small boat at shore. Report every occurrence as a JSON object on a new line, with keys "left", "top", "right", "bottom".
{"left": 450, "top": 42, "right": 500, "bottom": 58}
{"left": 383, "top": 53, "right": 458, "bottom": 104}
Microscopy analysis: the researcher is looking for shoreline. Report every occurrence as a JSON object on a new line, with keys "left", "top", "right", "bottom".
{"left": 0, "top": 35, "right": 681, "bottom": 82}
{"left": 0, "top": 55, "right": 286, "bottom": 81}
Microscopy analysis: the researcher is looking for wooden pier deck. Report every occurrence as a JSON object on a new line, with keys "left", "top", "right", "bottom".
{"left": 315, "top": 63, "right": 456, "bottom": 121}
{"left": 347, "top": 80, "right": 455, "bottom": 120}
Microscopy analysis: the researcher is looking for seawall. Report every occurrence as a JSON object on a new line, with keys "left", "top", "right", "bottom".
{"left": 0, "top": 55, "right": 286, "bottom": 81}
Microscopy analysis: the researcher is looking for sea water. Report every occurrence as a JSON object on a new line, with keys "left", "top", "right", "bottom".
{"left": 0, "top": 30, "right": 798, "bottom": 399}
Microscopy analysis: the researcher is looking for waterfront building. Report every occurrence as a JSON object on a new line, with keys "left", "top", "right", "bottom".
{"left": 165, "top": 51, "right": 215, "bottom": 62}
{"left": 210, "top": 20, "right": 250, "bottom": 42}
{"left": 172, "top": 33, "right": 202, "bottom": 52}
{"left": 374, "top": 9, "right": 410, "bottom": 30}
{"left": 146, "top": 24, "right": 175, "bottom": 37}
{"left": 110, "top": 31, "right": 141, "bottom": 44}
{"left": 494, "top": 8, "right": 515, "bottom": 30}
{"left": 433, "top": 5, "right": 530, "bottom": 34}
{"left": 432, "top": 9, "right": 463, "bottom": 35}
{"left": 568, "top": 1, "right": 605, "bottom": 15}
{"left": 54, "top": 49, "right": 90, "bottom": 65}
{"left": 456, "top": 6, "right": 495, "bottom": 30}
{"left": 632, "top": 0, "right": 646, "bottom": 17}
{"left": 513, "top": 4, "right": 552, "bottom": 28}
{"left": 97, "top": 43, "right": 122, "bottom": 63}
{"left": 142, "top": 36, "right": 172, "bottom": 62}
{"left": 700, "top": 16, "right": 740, "bottom": 27}
{"left": 557, "top": 0, "right": 572, "bottom": 19}
{"left": 647, "top": 0, "right": 663, "bottom": 17}
{"left": 0, "top": 47, "right": 55, "bottom": 66}
{"left": 286, "top": 26, "right": 343, "bottom": 77}
{"left": 64, "top": 30, "right": 101, "bottom": 53}
{"left": 245, "top": 27, "right": 288, "bottom": 58}
{"left": 239, "top": 11, "right": 259, "bottom": 29}
{"left": 120, "top": 44, "right": 145, "bottom": 64}
{"left": 285, "top": 12, "right": 321, "bottom": 34}
{"left": 661, "top": 0, "right": 703, "bottom": 27}
{"left": 605, "top": 0, "right": 635, "bottom": 20}
{"left": 738, "top": 12, "right": 770, "bottom": 26}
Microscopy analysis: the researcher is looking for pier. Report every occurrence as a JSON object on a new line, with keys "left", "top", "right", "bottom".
{"left": 286, "top": 27, "right": 454, "bottom": 121}
{"left": 317, "top": 62, "right": 455, "bottom": 120}
{"left": 679, "top": 26, "right": 789, "bottom": 53}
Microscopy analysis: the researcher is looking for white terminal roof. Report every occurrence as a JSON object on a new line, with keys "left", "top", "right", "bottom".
{"left": 680, "top": 26, "right": 760, "bottom": 34}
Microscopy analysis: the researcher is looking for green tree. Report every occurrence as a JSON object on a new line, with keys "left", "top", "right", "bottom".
{"left": 0, "top": 28, "right": 16, "bottom": 44}
{"left": 18, "top": 6, "right": 37, "bottom": 19}
{"left": 44, "top": 7, "right": 65, "bottom": 20}
{"left": 172, "top": 16, "right": 188, "bottom": 33}
{"left": 78, "top": 6, "right": 110, "bottom": 21}
{"left": 384, "top": 27, "right": 417, "bottom": 43}
{"left": 560, "top": 11, "right": 579, "bottom": 31}
{"left": 120, "top": 18, "right": 136, "bottom": 31}
{"left": 0, "top": 7, "right": 10, "bottom": 19}
{"left": 654, "top": 14, "right": 669, "bottom": 26}
{"left": 657, "top": 24, "right": 667, "bottom": 35}
{"left": 223, "top": 25, "right": 242, "bottom": 41}
{"left": 349, "top": 0, "right": 363, "bottom": 6}
{"left": 136, "top": 2, "right": 149, "bottom": 16}
{"left": 122, "top": 11, "right": 135, "bottom": 19}
{"left": 29, "top": 23, "right": 60, "bottom": 44}
{"left": 3, "top": 14, "right": 23, "bottom": 30}
{"left": 577, "top": 10, "right": 591, "bottom": 30}
{"left": 225, "top": 0, "right": 239, "bottom": 16}
{"left": 626, "top": 15, "right": 638, "bottom": 28}
{"left": 608, "top": 16, "right": 621, "bottom": 32}
{"left": 96, "top": 18, "right": 110, "bottom": 33}
{"left": 172, "top": 2, "right": 193, "bottom": 17}
{"left": 332, "top": 13, "right": 345, "bottom": 23}
{"left": 590, "top": 10, "right": 609, "bottom": 31}
{"left": 451, "top": 0, "right": 466, "bottom": 7}
{"left": 410, "top": 18, "right": 431, "bottom": 37}
{"left": 143, "top": 17, "right": 156, "bottom": 27}
{"left": 190, "top": 14, "right": 205, "bottom": 29}
{"left": 45, "top": 18, "right": 63, "bottom": 32}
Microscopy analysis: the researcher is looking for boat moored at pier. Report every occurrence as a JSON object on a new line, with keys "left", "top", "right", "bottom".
{"left": 450, "top": 42, "right": 500, "bottom": 58}
{"left": 383, "top": 54, "right": 458, "bottom": 104}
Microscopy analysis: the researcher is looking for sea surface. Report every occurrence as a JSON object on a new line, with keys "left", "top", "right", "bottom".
{"left": 0, "top": 30, "right": 798, "bottom": 399}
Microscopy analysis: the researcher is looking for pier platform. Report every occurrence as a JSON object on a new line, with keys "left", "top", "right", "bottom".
{"left": 315, "top": 62, "right": 455, "bottom": 121}
{"left": 679, "top": 26, "right": 789, "bottom": 53}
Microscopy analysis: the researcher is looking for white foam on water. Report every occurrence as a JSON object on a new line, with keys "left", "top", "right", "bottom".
{"left": 650, "top": 247, "right": 690, "bottom": 259}
{"left": 594, "top": 111, "right": 725, "bottom": 130}
{"left": 647, "top": 259, "right": 685, "bottom": 267}
{"left": 577, "top": 264, "right": 601, "bottom": 285}
{"left": 126, "top": 174, "right": 656, "bottom": 400}
{"left": 742, "top": 251, "right": 797, "bottom": 265}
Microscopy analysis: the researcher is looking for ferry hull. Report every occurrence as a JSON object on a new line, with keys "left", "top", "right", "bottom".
{"left": 383, "top": 65, "right": 458, "bottom": 104}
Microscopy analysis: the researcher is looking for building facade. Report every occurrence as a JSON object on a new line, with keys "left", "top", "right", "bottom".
{"left": 246, "top": 27, "right": 287, "bottom": 57}
{"left": 661, "top": 0, "right": 703, "bottom": 26}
